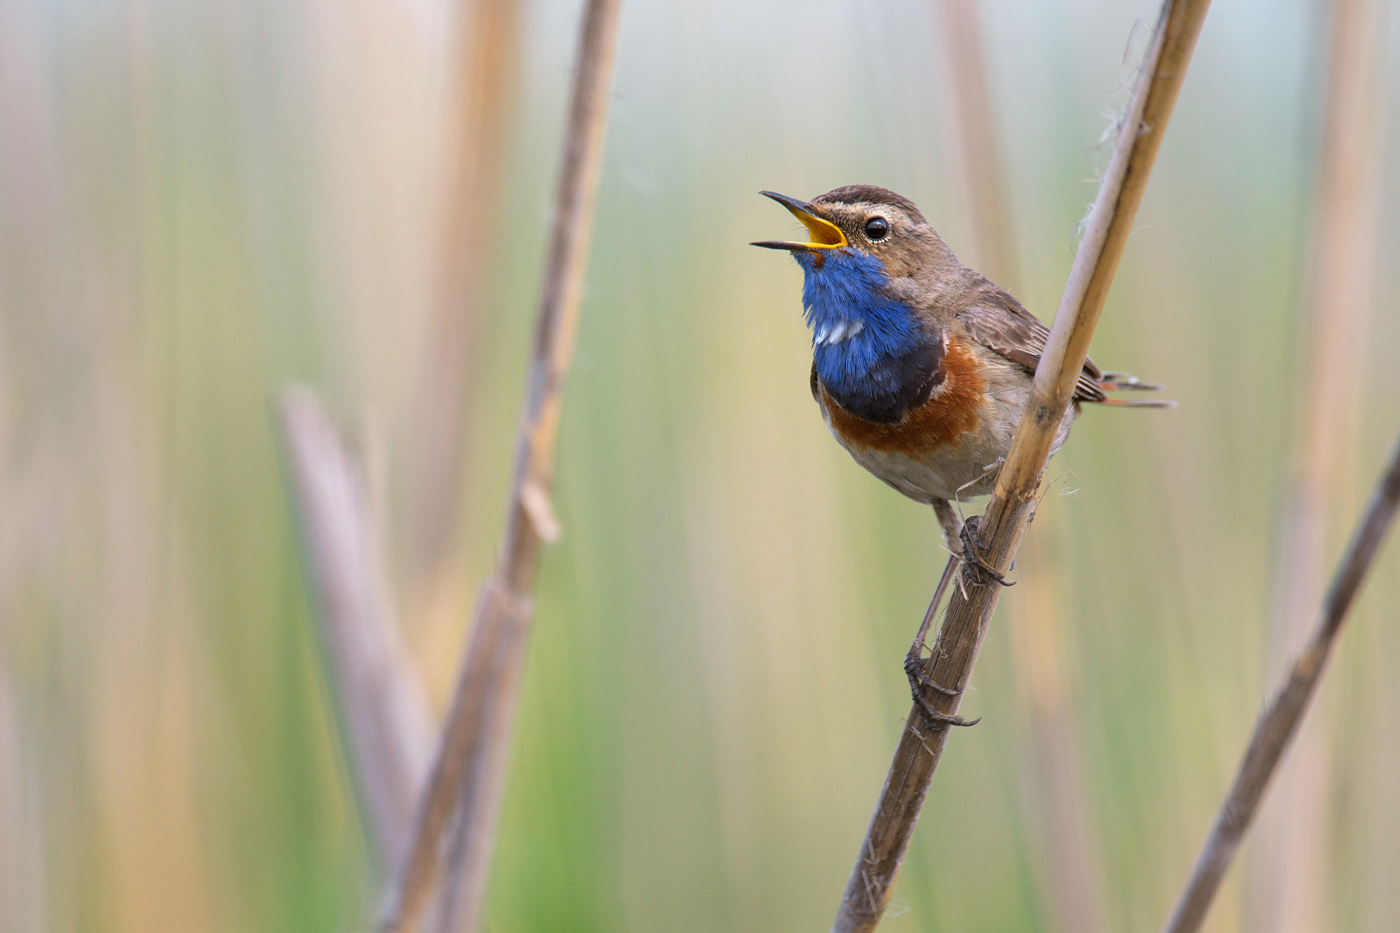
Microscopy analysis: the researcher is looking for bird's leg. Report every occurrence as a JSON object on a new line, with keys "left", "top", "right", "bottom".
{"left": 903, "top": 557, "right": 980, "bottom": 729}
{"left": 905, "top": 557, "right": 957, "bottom": 676}
{"left": 909, "top": 500, "right": 963, "bottom": 667}
{"left": 958, "top": 515, "right": 1013, "bottom": 588}
{"left": 932, "top": 498, "right": 964, "bottom": 559}
{"left": 903, "top": 503, "right": 980, "bottom": 729}
{"left": 934, "top": 495, "right": 1008, "bottom": 585}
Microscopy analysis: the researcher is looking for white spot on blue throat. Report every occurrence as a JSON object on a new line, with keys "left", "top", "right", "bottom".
{"left": 813, "top": 319, "right": 866, "bottom": 346}
{"left": 792, "top": 247, "right": 926, "bottom": 408}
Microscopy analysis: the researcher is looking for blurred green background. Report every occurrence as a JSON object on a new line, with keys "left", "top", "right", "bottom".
{"left": 2, "top": 0, "right": 1398, "bottom": 931}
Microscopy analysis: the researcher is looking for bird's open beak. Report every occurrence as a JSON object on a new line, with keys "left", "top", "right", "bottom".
{"left": 751, "top": 191, "right": 848, "bottom": 251}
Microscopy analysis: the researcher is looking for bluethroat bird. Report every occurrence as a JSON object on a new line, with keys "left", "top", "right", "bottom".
{"left": 755, "top": 185, "right": 1170, "bottom": 727}
{"left": 753, "top": 185, "right": 1170, "bottom": 577}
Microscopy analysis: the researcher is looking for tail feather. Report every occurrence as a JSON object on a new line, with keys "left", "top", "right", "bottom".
{"left": 1098, "top": 371, "right": 1165, "bottom": 392}
{"left": 1074, "top": 367, "right": 1175, "bottom": 407}
{"left": 1097, "top": 397, "right": 1177, "bottom": 409}
{"left": 1088, "top": 371, "right": 1175, "bottom": 408}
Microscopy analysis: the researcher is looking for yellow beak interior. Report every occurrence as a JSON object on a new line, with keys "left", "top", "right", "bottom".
{"left": 786, "top": 206, "right": 848, "bottom": 248}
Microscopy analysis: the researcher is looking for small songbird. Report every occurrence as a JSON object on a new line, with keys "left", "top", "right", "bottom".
{"left": 754, "top": 185, "right": 1170, "bottom": 567}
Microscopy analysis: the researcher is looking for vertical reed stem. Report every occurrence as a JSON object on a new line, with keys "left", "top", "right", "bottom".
{"left": 404, "top": 0, "right": 522, "bottom": 590}
{"left": 932, "top": 0, "right": 1020, "bottom": 291}
{"left": 932, "top": 4, "right": 1109, "bottom": 931}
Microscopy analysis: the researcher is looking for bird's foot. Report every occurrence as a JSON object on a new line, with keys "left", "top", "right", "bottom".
{"left": 903, "top": 650, "right": 979, "bottom": 730}
{"left": 958, "top": 516, "right": 1013, "bottom": 588}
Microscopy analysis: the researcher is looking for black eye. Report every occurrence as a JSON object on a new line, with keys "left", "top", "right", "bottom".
{"left": 864, "top": 217, "right": 889, "bottom": 240}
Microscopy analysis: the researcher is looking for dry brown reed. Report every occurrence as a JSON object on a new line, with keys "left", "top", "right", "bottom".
{"left": 378, "top": 0, "right": 624, "bottom": 929}
{"left": 932, "top": 0, "right": 1020, "bottom": 294}
{"left": 1008, "top": 517, "right": 1112, "bottom": 933}
{"left": 829, "top": 2, "right": 1212, "bottom": 929}
{"left": 1162, "top": 430, "right": 1400, "bottom": 933}
{"left": 403, "top": 0, "right": 522, "bottom": 597}
{"left": 1248, "top": 0, "right": 1388, "bottom": 929}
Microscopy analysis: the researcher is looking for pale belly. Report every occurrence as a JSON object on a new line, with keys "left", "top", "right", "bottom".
{"left": 818, "top": 371, "right": 1075, "bottom": 506}
{"left": 834, "top": 426, "right": 1006, "bottom": 502}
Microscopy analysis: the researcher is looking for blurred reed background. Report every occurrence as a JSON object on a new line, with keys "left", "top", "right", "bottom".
{"left": 2, "top": 0, "right": 1399, "bottom": 931}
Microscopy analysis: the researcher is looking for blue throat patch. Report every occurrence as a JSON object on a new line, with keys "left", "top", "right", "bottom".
{"left": 795, "top": 248, "right": 929, "bottom": 412}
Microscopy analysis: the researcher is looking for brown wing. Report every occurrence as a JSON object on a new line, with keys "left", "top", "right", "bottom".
{"left": 957, "top": 282, "right": 1108, "bottom": 403}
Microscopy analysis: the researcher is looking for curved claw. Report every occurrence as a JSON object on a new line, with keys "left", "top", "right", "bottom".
{"left": 959, "top": 516, "right": 1014, "bottom": 588}
{"left": 905, "top": 656, "right": 976, "bottom": 729}
{"left": 910, "top": 692, "right": 980, "bottom": 730}
{"left": 905, "top": 653, "right": 966, "bottom": 696}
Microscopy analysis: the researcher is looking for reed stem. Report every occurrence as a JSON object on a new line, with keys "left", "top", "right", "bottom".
{"left": 1161, "top": 431, "right": 1400, "bottom": 933}
{"left": 404, "top": 0, "right": 522, "bottom": 590}
{"left": 1247, "top": 0, "right": 1387, "bottom": 927}
{"left": 829, "top": 3, "right": 1211, "bottom": 929}
{"left": 932, "top": 4, "right": 1109, "bottom": 930}
{"left": 278, "top": 390, "right": 434, "bottom": 873}
{"left": 378, "top": 0, "right": 623, "bottom": 928}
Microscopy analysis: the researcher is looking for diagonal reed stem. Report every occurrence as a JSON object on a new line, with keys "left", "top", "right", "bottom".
{"left": 1161, "top": 429, "right": 1400, "bottom": 933}
{"left": 378, "top": 0, "right": 623, "bottom": 929}
{"left": 1247, "top": 0, "right": 1387, "bottom": 928}
{"left": 278, "top": 390, "right": 435, "bottom": 874}
{"left": 829, "top": 2, "right": 1211, "bottom": 930}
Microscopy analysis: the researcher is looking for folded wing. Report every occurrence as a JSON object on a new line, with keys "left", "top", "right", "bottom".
{"left": 958, "top": 283, "right": 1173, "bottom": 409}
